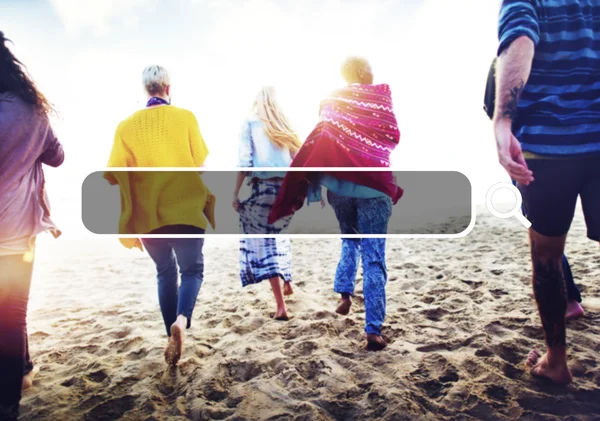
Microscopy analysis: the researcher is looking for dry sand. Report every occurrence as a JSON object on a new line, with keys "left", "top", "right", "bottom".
{"left": 19, "top": 212, "right": 600, "bottom": 421}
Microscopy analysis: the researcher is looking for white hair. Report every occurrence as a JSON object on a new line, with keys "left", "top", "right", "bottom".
{"left": 142, "top": 65, "right": 170, "bottom": 96}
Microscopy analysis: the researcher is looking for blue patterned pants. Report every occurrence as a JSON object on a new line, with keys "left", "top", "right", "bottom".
{"left": 327, "top": 191, "right": 392, "bottom": 336}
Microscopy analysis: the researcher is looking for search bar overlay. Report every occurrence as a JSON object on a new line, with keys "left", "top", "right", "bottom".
{"left": 485, "top": 182, "right": 531, "bottom": 228}
{"left": 82, "top": 170, "right": 473, "bottom": 237}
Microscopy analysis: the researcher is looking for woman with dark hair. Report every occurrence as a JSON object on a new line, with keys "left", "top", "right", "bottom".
{"left": 0, "top": 32, "right": 64, "bottom": 420}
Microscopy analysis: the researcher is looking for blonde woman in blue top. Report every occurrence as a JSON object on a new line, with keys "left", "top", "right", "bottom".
{"left": 233, "top": 87, "right": 301, "bottom": 320}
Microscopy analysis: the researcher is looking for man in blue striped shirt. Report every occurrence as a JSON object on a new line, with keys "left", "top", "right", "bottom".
{"left": 484, "top": 58, "right": 584, "bottom": 321}
{"left": 494, "top": 0, "right": 600, "bottom": 385}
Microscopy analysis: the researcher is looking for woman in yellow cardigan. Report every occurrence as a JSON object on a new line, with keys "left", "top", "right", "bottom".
{"left": 105, "top": 65, "right": 213, "bottom": 366}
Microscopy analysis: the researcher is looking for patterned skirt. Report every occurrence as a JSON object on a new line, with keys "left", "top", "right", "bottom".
{"left": 239, "top": 179, "right": 293, "bottom": 287}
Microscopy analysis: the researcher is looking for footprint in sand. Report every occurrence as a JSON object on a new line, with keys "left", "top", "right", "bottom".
{"left": 109, "top": 327, "right": 133, "bottom": 339}
{"left": 126, "top": 347, "right": 149, "bottom": 360}
{"left": 77, "top": 395, "right": 105, "bottom": 411}
{"left": 460, "top": 279, "right": 483, "bottom": 289}
{"left": 415, "top": 378, "right": 449, "bottom": 399}
{"left": 330, "top": 347, "right": 356, "bottom": 359}
{"left": 344, "top": 327, "right": 365, "bottom": 342}
{"left": 29, "top": 331, "right": 50, "bottom": 340}
{"left": 309, "top": 310, "right": 335, "bottom": 321}
{"left": 484, "top": 384, "right": 509, "bottom": 403}
{"left": 484, "top": 321, "right": 512, "bottom": 337}
{"left": 220, "top": 359, "right": 263, "bottom": 383}
{"left": 490, "top": 288, "right": 509, "bottom": 299}
{"left": 282, "top": 340, "right": 319, "bottom": 357}
{"left": 110, "top": 336, "right": 144, "bottom": 353}
{"left": 222, "top": 314, "right": 243, "bottom": 328}
{"left": 411, "top": 355, "right": 460, "bottom": 399}
{"left": 231, "top": 318, "right": 264, "bottom": 335}
{"left": 295, "top": 359, "right": 330, "bottom": 381}
{"left": 60, "top": 376, "right": 85, "bottom": 388}
{"left": 194, "top": 407, "right": 236, "bottom": 420}
{"left": 205, "top": 318, "right": 221, "bottom": 328}
{"left": 85, "top": 370, "right": 108, "bottom": 383}
{"left": 396, "top": 262, "right": 419, "bottom": 270}
{"left": 310, "top": 399, "right": 356, "bottom": 421}
{"left": 521, "top": 325, "right": 544, "bottom": 340}
{"left": 491, "top": 343, "right": 525, "bottom": 366}
{"left": 420, "top": 295, "right": 435, "bottom": 304}
{"left": 71, "top": 344, "right": 101, "bottom": 356}
{"left": 421, "top": 307, "right": 450, "bottom": 322}
{"left": 84, "top": 395, "right": 136, "bottom": 421}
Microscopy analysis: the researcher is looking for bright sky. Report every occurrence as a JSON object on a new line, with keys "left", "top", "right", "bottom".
{"left": 2, "top": 0, "right": 506, "bottom": 238}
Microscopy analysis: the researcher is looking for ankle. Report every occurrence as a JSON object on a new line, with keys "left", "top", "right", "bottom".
{"left": 341, "top": 293, "right": 351, "bottom": 300}
{"left": 176, "top": 315, "right": 187, "bottom": 326}
{"left": 546, "top": 347, "right": 568, "bottom": 367}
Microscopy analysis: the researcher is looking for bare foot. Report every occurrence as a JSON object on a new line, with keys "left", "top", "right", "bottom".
{"left": 283, "top": 282, "right": 294, "bottom": 296}
{"left": 566, "top": 300, "right": 584, "bottom": 320}
{"left": 22, "top": 366, "right": 39, "bottom": 391}
{"left": 527, "top": 349, "right": 573, "bottom": 385}
{"left": 270, "top": 310, "right": 290, "bottom": 321}
{"left": 365, "top": 334, "right": 387, "bottom": 351}
{"left": 336, "top": 297, "right": 352, "bottom": 316}
{"left": 165, "top": 317, "right": 186, "bottom": 366}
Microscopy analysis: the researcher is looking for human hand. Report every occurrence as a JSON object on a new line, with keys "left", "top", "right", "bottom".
{"left": 232, "top": 196, "right": 240, "bottom": 213}
{"left": 493, "top": 120, "right": 534, "bottom": 185}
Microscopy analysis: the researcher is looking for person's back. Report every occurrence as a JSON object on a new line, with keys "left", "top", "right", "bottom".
{"left": 0, "top": 31, "right": 64, "bottom": 421}
{"left": 105, "top": 65, "right": 211, "bottom": 368}
{"left": 500, "top": 0, "right": 600, "bottom": 156}
{"left": 239, "top": 115, "right": 292, "bottom": 169}
{"left": 233, "top": 86, "right": 299, "bottom": 321}
{"left": 112, "top": 105, "right": 207, "bottom": 167}
{"left": 105, "top": 65, "right": 213, "bottom": 242}
{"left": 494, "top": 0, "right": 600, "bottom": 385}
{"left": 0, "top": 83, "right": 63, "bottom": 254}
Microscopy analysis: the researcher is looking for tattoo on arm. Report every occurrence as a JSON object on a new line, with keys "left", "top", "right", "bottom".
{"left": 502, "top": 81, "right": 525, "bottom": 120}
{"left": 531, "top": 241, "right": 567, "bottom": 348}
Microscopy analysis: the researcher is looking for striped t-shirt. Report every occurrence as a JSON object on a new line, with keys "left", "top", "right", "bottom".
{"left": 498, "top": 0, "right": 600, "bottom": 157}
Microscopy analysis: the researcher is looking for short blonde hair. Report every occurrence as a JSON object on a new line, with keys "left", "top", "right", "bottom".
{"left": 142, "top": 65, "right": 170, "bottom": 96}
{"left": 341, "top": 56, "right": 370, "bottom": 82}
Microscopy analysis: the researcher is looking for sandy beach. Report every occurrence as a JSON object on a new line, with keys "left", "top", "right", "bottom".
{"left": 18, "top": 211, "right": 600, "bottom": 421}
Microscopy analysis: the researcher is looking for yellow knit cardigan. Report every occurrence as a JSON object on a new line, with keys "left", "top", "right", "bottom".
{"left": 104, "top": 105, "right": 215, "bottom": 249}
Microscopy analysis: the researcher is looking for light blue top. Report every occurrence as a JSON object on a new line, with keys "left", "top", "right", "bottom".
{"left": 238, "top": 116, "right": 290, "bottom": 178}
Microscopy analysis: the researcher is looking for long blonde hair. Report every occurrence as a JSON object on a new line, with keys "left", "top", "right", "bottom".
{"left": 253, "top": 86, "right": 302, "bottom": 153}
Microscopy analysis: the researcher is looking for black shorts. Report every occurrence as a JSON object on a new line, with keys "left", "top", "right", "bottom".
{"left": 518, "top": 157, "right": 600, "bottom": 241}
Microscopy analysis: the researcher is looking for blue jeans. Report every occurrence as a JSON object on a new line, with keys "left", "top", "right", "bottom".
{"left": 327, "top": 191, "right": 392, "bottom": 336}
{"left": 141, "top": 238, "right": 205, "bottom": 336}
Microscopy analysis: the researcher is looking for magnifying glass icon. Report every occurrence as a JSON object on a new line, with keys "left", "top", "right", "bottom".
{"left": 485, "top": 182, "right": 532, "bottom": 228}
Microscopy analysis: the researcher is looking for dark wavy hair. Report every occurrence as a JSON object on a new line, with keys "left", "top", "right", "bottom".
{"left": 0, "top": 31, "right": 54, "bottom": 115}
